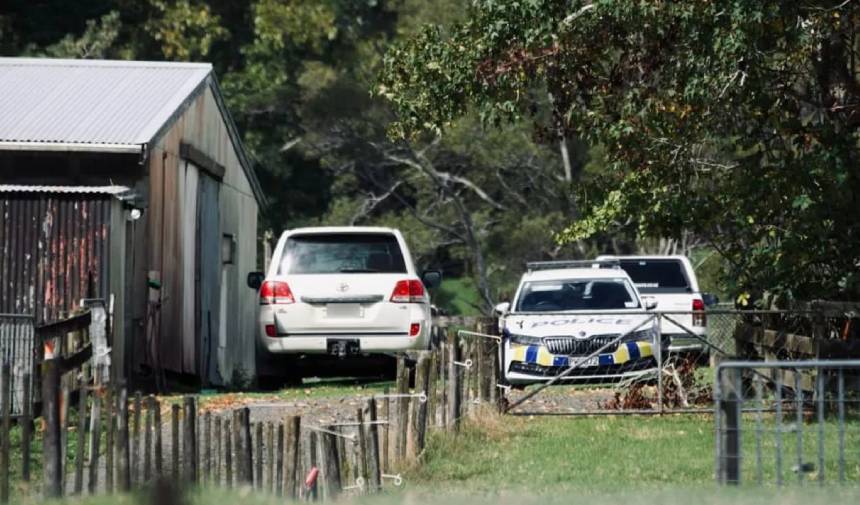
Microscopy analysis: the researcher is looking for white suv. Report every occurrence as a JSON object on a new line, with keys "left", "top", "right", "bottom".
{"left": 248, "top": 227, "right": 439, "bottom": 368}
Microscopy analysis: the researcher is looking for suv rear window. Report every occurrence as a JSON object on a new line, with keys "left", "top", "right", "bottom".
{"left": 279, "top": 233, "right": 407, "bottom": 274}
{"left": 617, "top": 259, "right": 690, "bottom": 294}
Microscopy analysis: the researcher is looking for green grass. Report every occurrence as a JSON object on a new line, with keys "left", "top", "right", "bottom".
{"left": 409, "top": 413, "right": 860, "bottom": 494}
{"left": 411, "top": 414, "right": 716, "bottom": 493}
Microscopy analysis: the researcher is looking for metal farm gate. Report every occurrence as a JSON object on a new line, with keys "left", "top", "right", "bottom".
{"left": 491, "top": 307, "right": 860, "bottom": 416}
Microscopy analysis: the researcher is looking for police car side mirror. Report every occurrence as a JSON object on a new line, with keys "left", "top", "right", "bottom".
{"left": 494, "top": 301, "right": 511, "bottom": 314}
{"left": 643, "top": 297, "right": 658, "bottom": 310}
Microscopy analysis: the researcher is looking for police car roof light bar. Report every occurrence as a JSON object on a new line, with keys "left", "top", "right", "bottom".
{"left": 525, "top": 260, "right": 621, "bottom": 272}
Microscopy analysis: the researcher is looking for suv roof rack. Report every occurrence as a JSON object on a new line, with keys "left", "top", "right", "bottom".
{"left": 525, "top": 260, "right": 621, "bottom": 272}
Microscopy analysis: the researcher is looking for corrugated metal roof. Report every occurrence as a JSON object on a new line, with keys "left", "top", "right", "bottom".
{"left": 0, "top": 185, "right": 131, "bottom": 195}
{"left": 0, "top": 57, "right": 211, "bottom": 146}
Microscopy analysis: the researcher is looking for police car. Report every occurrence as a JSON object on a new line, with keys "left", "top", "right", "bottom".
{"left": 496, "top": 261, "right": 661, "bottom": 384}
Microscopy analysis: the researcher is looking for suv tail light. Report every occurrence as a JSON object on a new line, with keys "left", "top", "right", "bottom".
{"left": 390, "top": 280, "right": 426, "bottom": 303}
{"left": 692, "top": 298, "right": 706, "bottom": 327}
{"left": 409, "top": 323, "right": 421, "bottom": 337}
{"left": 260, "top": 280, "right": 295, "bottom": 305}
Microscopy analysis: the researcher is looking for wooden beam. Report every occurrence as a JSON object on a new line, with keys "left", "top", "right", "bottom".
{"left": 179, "top": 142, "right": 225, "bottom": 180}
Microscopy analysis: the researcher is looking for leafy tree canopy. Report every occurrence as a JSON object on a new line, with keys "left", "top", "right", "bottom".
{"left": 379, "top": 0, "right": 860, "bottom": 303}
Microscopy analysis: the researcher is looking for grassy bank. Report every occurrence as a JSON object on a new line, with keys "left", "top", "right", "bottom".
{"left": 410, "top": 413, "right": 715, "bottom": 493}
{"left": 409, "top": 411, "right": 860, "bottom": 494}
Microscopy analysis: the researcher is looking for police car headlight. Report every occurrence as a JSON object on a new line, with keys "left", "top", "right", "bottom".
{"left": 506, "top": 333, "right": 544, "bottom": 346}
{"left": 623, "top": 329, "right": 655, "bottom": 343}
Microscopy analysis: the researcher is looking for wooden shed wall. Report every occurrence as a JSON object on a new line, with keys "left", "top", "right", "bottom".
{"left": 142, "top": 81, "right": 258, "bottom": 386}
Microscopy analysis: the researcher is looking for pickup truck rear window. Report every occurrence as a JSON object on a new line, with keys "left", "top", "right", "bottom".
{"left": 617, "top": 259, "right": 691, "bottom": 294}
{"left": 279, "top": 233, "right": 407, "bottom": 274}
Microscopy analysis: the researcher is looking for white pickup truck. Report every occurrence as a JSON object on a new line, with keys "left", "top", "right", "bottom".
{"left": 596, "top": 255, "right": 716, "bottom": 353}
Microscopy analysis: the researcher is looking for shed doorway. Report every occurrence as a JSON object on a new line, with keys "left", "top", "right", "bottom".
{"left": 195, "top": 169, "right": 221, "bottom": 386}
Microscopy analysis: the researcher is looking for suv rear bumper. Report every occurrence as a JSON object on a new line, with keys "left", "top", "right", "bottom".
{"left": 260, "top": 332, "right": 430, "bottom": 354}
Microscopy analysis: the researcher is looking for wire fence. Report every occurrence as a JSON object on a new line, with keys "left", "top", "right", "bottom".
{"left": 715, "top": 360, "right": 860, "bottom": 486}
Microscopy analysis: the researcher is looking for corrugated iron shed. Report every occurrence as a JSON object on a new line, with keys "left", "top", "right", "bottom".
{"left": 0, "top": 57, "right": 264, "bottom": 205}
{"left": 0, "top": 58, "right": 210, "bottom": 147}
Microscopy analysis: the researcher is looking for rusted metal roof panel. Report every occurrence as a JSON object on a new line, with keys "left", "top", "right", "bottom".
{"left": 0, "top": 191, "right": 112, "bottom": 324}
{"left": 0, "top": 58, "right": 211, "bottom": 147}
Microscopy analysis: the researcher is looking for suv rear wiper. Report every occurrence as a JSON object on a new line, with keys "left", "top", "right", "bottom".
{"left": 338, "top": 268, "right": 379, "bottom": 273}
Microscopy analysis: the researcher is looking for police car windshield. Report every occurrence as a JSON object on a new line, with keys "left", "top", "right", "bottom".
{"left": 516, "top": 278, "right": 640, "bottom": 312}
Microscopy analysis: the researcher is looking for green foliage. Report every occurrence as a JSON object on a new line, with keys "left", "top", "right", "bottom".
{"left": 145, "top": 0, "right": 227, "bottom": 61}
{"left": 39, "top": 11, "right": 122, "bottom": 59}
{"left": 435, "top": 277, "right": 483, "bottom": 316}
{"left": 379, "top": 0, "right": 860, "bottom": 303}
{"left": 0, "top": 0, "right": 628, "bottom": 304}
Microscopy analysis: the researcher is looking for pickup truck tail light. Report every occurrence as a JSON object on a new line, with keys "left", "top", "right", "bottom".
{"left": 390, "top": 280, "right": 425, "bottom": 303}
{"left": 260, "top": 280, "right": 295, "bottom": 305}
{"left": 692, "top": 298, "right": 706, "bottom": 327}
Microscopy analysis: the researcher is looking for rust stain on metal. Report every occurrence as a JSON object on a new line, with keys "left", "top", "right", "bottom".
{"left": 0, "top": 192, "right": 111, "bottom": 324}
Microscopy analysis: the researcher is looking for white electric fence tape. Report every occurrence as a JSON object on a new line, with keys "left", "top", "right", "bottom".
{"left": 375, "top": 392, "right": 428, "bottom": 403}
{"left": 304, "top": 425, "right": 357, "bottom": 442}
{"left": 453, "top": 359, "right": 473, "bottom": 369}
{"left": 381, "top": 473, "right": 403, "bottom": 486}
{"left": 457, "top": 330, "right": 502, "bottom": 342}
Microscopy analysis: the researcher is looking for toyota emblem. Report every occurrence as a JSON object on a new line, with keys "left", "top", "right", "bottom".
{"left": 337, "top": 283, "right": 350, "bottom": 293}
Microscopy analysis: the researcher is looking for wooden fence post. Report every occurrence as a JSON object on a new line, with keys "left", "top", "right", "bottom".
{"left": 301, "top": 430, "right": 318, "bottom": 501}
{"left": 132, "top": 391, "right": 141, "bottom": 486}
{"left": 88, "top": 386, "right": 102, "bottom": 494}
{"left": 42, "top": 359, "right": 62, "bottom": 498}
{"left": 276, "top": 423, "right": 285, "bottom": 495}
{"left": 355, "top": 408, "right": 369, "bottom": 490}
{"left": 447, "top": 330, "right": 462, "bottom": 432}
{"left": 395, "top": 356, "right": 409, "bottom": 464}
{"left": 241, "top": 408, "right": 253, "bottom": 485}
{"left": 171, "top": 403, "right": 180, "bottom": 482}
{"left": 284, "top": 416, "right": 301, "bottom": 499}
{"left": 319, "top": 428, "right": 342, "bottom": 500}
{"left": 381, "top": 386, "right": 390, "bottom": 472}
{"left": 225, "top": 417, "right": 233, "bottom": 488}
{"left": 410, "top": 353, "right": 431, "bottom": 457}
{"left": 214, "top": 416, "right": 222, "bottom": 486}
{"left": 144, "top": 397, "right": 153, "bottom": 483}
{"left": 183, "top": 396, "right": 197, "bottom": 484}
{"left": 0, "top": 363, "right": 11, "bottom": 503}
{"left": 365, "top": 399, "right": 382, "bottom": 492}
{"left": 232, "top": 410, "right": 241, "bottom": 484}
{"left": 73, "top": 381, "right": 87, "bottom": 494}
{"left": 204, "top": 411, "right": 212, "bottom": 484}
{"left": 254, "top": 422, "right": 263, "bottom": 490}
{"left": 427, "top": 351, "right": 438, "bottom": 429}
{"left": 105, "top": 387, "right": 114, "bottom": 493}
{"left": 153, "top": 397, "right": 162, "bottom": 479}
{"left": 21, "top": 373, "right": 32, "bottom": 483}
{"left": 266, "top": 422, "right": 274, "bottom": 492}
{"left": 118, "top": 386, "right": 131, "bottom": 492}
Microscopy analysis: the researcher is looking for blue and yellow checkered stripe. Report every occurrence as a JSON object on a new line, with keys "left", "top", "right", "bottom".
{"left": 509, "top": 341, "right": 653, "bottom": 367}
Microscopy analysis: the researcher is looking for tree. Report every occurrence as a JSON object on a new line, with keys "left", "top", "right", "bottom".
{"left": 379, "top": 0, "right": 860, "bottom": 303}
